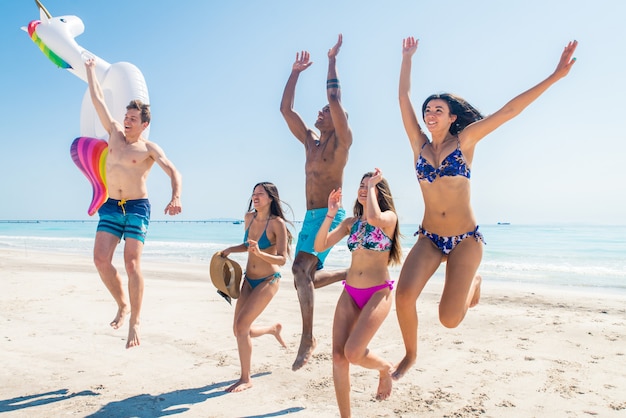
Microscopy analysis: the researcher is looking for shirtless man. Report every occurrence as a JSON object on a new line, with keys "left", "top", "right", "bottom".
{"left": 280, "top": 34, "right": 352, "bottom": 370}
{"left": 85, "top": 59, "right": 182, "bottom": 349}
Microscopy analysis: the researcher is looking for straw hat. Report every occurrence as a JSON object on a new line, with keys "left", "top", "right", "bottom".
{"left": 209, "top": 252, "right": 243, "bottom": 304}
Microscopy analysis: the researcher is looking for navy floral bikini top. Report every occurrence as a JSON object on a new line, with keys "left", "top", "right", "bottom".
{"left": 415, "top": 140, "right": 470, "bottom": 183}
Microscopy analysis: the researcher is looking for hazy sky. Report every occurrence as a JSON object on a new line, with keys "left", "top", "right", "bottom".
{"left": 2, "top": 0, "right": 625, "bottom": 225}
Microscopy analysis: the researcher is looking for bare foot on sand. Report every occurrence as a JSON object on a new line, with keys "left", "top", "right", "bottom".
{"left": 126, "top": 322, "right": 140, "bottom": 349}
{"left": 376, "top": 364, "right": 394, "bottom": 400}
{"left": 273, "top": 323, "right": 287, "bottom": 348}
{"left": 226, "top": 379, "right": 253, "bottom": 393}
{"left": 292, "top": 336, "right": 316, "bottom": 371}
{"left": 469, "top": 274, "right": 482, "bottom": 308}
{"left": 391, "top": 354, "right": 415, "bottom": 381}
{"left": 110, "top": 305, "right": 129, "bottom": 329}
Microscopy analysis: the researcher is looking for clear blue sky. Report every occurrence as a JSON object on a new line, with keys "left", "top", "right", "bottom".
{"left": 2, "top": 0, "right": 625, "bottom": 224}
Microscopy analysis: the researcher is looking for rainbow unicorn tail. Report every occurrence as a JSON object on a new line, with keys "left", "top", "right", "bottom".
{"left": 70, "top": 137, "right": 108, "bottom": 216}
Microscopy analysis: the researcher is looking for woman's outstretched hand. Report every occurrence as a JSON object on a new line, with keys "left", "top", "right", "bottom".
{"left": 552, "top": 40, "right": 578, "bottom": 79}
{"left": 402, "top": 36, "right": 418, "bottom": 58}
{"left": 327, "top": 188, "right": 342, "bottom": 215}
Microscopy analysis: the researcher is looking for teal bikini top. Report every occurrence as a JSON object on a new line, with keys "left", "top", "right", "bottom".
{"left": 243, "top": 215, "right": 274, "bottom": 250}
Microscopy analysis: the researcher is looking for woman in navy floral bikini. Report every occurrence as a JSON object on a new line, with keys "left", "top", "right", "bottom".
{"left": 393, "top": 36, "right": 578, "bottom": 380}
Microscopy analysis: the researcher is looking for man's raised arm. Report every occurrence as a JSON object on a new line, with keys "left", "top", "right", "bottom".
{"left": 280, "top": 51, "right": 313, "bottom": 144}
{"left": 84, "top": 59, "right": 116, "bottom": 135}
{"left": 326, "top": 34, "right": 352, "bottom": 147}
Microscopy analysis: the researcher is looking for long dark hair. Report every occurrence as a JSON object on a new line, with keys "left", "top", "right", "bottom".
{"left": 422, "top": 93, "right": 483, "bottom": 135}
{"left": 352, "top": 173, "right": 402, "bottom": 266}
{"left": 247, "top": 182, "right": 294, "bottom": 257}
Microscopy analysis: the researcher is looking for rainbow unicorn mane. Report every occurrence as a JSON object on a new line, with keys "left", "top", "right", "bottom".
{"left": 70, "top": 137, "right": 108, "bottom": 216}
{"left": 27, "top": 20, "right": 71, "bottom": 69}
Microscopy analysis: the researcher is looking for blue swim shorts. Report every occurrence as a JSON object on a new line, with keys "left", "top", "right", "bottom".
{"left": 295, "top": 207, "right": 346, "bottom": 270}
{"left": 97, "top": 198, "right": 151, "bottom": 243}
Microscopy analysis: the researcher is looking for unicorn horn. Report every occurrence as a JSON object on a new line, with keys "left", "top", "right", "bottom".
{"left": 35, "top": 0, "right": 52, "bottom": 19}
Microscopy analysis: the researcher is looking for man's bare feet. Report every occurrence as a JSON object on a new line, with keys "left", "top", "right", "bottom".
{"left": 391, "top": 354, "right": 415, "bottom": 381}
{"left": 376, "top": 364, "right": 394, "bottom": 400}
{"left": 273, "top": 323, "right": 287, "bottom": 348}
{"left": 469, "top": 274, "right": 482, "bottom": 308}
{"left": 225, "top": 379, "right": 253, "bottom": 393}
{"left": 126, "top": 322, "right": 140, "bottom": 349}
{"left": 292, "top": 336, "right": 316, "bottom": 371}
{"left": 110, "top": 305, "right": 129, "bottom": 329}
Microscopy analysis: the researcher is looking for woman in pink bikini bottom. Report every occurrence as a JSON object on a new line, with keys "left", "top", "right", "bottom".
{"left": 314, "top": 168, "right": 401, "bottom": 417}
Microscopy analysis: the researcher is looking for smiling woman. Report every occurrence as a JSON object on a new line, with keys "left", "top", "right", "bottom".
{"left": 391, "top": 36, "right": 579, "bottom": 381}
{"left": 218, "top": 181, "right": 293, "bottom": 393}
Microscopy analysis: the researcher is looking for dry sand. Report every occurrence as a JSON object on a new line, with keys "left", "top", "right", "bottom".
{"left": 1, "top": 249, "right": 625, "bottom": 417}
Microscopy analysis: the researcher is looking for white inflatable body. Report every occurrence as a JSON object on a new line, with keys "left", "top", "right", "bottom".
{"left": 25, "top": 0, "right": 150, "bottom": 139}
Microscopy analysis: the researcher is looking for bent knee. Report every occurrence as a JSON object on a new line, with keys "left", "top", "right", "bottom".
{"left": 344, "top": 345, "right": 368, "bottom": 366}
{"left": 233, "top": 322, "right": 250, "bottom": 338}
{"left": 439, "top": 311, "right": 465, "bottom": 329}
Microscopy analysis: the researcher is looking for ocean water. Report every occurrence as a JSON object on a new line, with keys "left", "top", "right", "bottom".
{"left": 1, "top": 221, "right": 624, "bottom": 293}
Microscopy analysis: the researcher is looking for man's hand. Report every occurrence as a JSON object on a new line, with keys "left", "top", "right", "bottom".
{"left": 164, "top": 197, "right": 182, "bottom": 215}
{"left": 292, "top": 51, "right": 313, "bottom": 72}
{"left": 328, "top": 34, "right": 343, "bottom": 59}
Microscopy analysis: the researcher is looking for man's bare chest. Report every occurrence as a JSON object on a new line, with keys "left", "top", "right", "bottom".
{"left": 108, "top": 144, "right": 151, "bottom": 168}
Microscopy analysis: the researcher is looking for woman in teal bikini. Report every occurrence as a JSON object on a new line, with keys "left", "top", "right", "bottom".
{"left": 314, "top": 169, "right": 401, "bottom": 417}
{"left": 220, "top": 182, "right": 293, "bottom": 392}
{"left": 393, "top": 36, "right": 578, "bottom": 380}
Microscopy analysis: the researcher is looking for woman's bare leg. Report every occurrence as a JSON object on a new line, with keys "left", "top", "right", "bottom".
{"left": 392, "top": 238, "right": 442, "bottom": 380}
{"left": 439, "top": 238, "right": 483, "bottom": 328}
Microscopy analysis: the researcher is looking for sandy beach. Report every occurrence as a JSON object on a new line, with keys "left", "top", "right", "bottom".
{"left": 1, "top": 248, "right": 625, "bottom": 417}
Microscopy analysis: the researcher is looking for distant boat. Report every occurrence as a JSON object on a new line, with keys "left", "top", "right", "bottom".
{"left": 232, "top": 220, "right": 243, "bottom": 225}
{"left": 497, "top": 222, "right": 511, "bottom": 225}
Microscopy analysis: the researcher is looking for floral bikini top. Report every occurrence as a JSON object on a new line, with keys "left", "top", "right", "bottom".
{"left": 415, "top": 140, "right": 470, "bottom": 183}
{"left": 346, "top": 218, "right": 393, "bottom": 252}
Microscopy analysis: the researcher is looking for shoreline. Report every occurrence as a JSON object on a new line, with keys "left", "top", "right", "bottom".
{"left": 3, "top": 246, "right": 625, "bottom": 297}
{"left": 2, "top": 248, "right": 626, "bottom": 416}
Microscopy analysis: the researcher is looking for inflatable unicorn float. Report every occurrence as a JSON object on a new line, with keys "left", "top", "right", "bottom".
{"left": 24, "top": 0, "right": 150, "bottom": 215}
